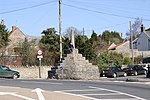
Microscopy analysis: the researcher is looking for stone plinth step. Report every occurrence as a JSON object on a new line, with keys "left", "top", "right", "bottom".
{"left": 60, "top": 48, "right": 100, "bottom": 80}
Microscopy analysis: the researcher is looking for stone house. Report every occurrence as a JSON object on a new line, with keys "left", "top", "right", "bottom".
{"left": 5, "top": 26, "right": 26, "bottom": 66}
{"left": 6, "top": 26, "right": 26, "bottom": 55}
{"left": 0, "top": 20, "right": 26, "bottom": 66}
{"left": 108, "top": 41, "right": 134, "bottom": 57}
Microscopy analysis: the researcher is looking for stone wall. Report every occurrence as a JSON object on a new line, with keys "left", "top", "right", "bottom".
{"left": 11, "top": 66, "right": 51, "bottom": 79}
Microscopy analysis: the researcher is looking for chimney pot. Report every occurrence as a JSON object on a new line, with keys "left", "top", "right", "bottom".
{"left": 12, "top": 26, "right": 17, "bottom": 31}
{"left": 141, "top": 24, "right": 145, "bottom": 32}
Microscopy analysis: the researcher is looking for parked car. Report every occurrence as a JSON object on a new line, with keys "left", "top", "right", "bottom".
{"left": 140, "top": 64, "right": 149, "bottom": 71}
{"left": 0, "top": 65, "right": 20, "bottom": 79}
{"left": 100, "top": 67, "right": 127, "bottom": 78}
{"left": 123, "top": 65, "right": 147, "bottom": 76}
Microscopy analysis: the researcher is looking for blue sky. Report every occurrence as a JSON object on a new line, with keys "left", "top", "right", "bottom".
{"left": 0, "top": 0, "right": 150, "bottom": 38}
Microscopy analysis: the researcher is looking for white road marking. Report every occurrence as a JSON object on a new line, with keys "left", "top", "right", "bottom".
{"left": 55, "top": 91, "right": 99, "bottom": 100}
{"left": 0, "top": 86, "right": 21, "bottom": 89}
{"left": 32, "top": 88, "right": 45, "bottom": 100}
{"left": 142, "top": 82, "right": 150, "bottom": 84}
{"left": 89, "top": 86, "right": 146, "bottom": 100}
{"left": 56, "top": 89, "right": 99, "bottom": 92}
{"left": 21, "top": 81, "right": 63, "bottom": 85}
{"left": 0, "top": 92, "right": 35, "bottom": 100}
{"left": 82, "top": 93, "right": 120, "bottom": 96}
{"left": 55, "top": 88, "right": 139, "bottom": 100}
{"left": 10, "top": 93, "right": 35, "bottom": 100}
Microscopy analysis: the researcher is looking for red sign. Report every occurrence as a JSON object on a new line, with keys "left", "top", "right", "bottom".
{"left": 37, "top": 50, "right": 43, "bottom": 60}
{"left": 37, "top": 50, "right": 42, "bottom": 55}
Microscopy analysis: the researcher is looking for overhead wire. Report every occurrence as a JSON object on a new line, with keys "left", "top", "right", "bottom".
{"left": 0, "top": 0, "right": 57, "bottom": 14}
{"left": 65, "top": 0, "right": 150, "bottom": 12}
{"left": 1, "top": 0, "right": 149, "bottom": 35}
{"left": 62, "top": 3, "right": 150, "bottom": 21}
{"left": 80, "top": 22, "right": 129, "bottom": 33}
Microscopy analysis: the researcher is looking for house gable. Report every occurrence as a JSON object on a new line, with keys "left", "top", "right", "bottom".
{"left": 6, "top": 26, "right": 26, "bottom": 55}
{"left": 108, "top": 43, "right": 116, "bottom": 50}
{"left": 137, "top": 31, "right": 150, "bottom": 51}
{"left": 108, "top": 41, "right": 131, "bottom": 57}
{"left": 9, "top": 27, "right": 25, "bottom": 46}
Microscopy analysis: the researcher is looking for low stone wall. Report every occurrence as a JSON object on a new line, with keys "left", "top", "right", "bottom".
{"left": 11, "top": 66, "right": 51, "bottom": 79}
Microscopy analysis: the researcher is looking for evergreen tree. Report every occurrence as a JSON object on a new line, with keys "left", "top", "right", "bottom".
{"left": 90, "top": 30, "right": 98, "bottom": 42}
{"left": 97, "top": 51, "right": 124, "bottom": 71}
{"left": 0, "top": 24, "right": 9, "bottom": 49}
{"left": 39, "top": 28, "right": 60, "bottom": 65}
{"left": 101, "top": 30, "right": 123, "bottom": 44}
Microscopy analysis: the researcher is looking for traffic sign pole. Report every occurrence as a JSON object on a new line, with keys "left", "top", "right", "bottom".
{"left": 37, "top": 50, "right": 43, "bottom": 78}
{"left": 39, "top": 59, "right": 41, "bottom": 78}
{"left": 59, "top": 66, "right": 63, "bottom": 79}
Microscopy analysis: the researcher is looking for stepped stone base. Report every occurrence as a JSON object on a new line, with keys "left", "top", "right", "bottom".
{"left": 60, "top": 49, "right": 100, "bottom": 80}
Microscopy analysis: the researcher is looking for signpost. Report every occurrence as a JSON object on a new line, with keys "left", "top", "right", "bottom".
{"left": 59, "top": 66, "right": 63, "bottom": 79}
{"left": 37, "top": 50, "right": 43, "bottom": 78}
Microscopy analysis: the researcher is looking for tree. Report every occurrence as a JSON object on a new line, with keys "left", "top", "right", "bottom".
{"left": 15, "top": 38, "right": 37, "bottom": 66}
{"left": 90, "top": 30, "right": 98, "bottom": 42}
{"left": 97, "top": 51, "right": 111, "bottom": 71}
{"left": 63, "top": 27, "right": 82, "bottom": 39}
{"left": 97, "top": 51, "right": 124, "bottom": 71}
{"left": 39, "top": 28, "right": 60, "bottom": 65}
{"left": 101, "top": 30, "right": 123, "bottom": 44}
{"left": 0, "top": 24, "right": 9, "bottom": 49}
{"left": 123, "top": 57, "right": 132, "bottom": 65}
{"left": 134, "top": 55, "right": 143, "bottom": 64}
{"left": 62, "top": 27, "right": 97, "bottom": 62}
{"left": 126, "top": 17, "right": 143, "bottom": 39}
{"left": 0, "top": 23, "right": 10, "bottom": 64}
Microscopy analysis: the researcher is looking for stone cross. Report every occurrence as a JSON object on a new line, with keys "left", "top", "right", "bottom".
{"left": 71, "top": 29, "right": 75, "bottom": 48}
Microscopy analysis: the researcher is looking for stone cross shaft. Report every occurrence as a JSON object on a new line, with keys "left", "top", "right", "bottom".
{"left": 71, "top": 29, "right": 75, "bottom": 48}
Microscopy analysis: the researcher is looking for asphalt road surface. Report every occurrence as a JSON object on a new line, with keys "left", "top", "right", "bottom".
{"left": 0, "top": 78, "right": 150, "bottom": 100}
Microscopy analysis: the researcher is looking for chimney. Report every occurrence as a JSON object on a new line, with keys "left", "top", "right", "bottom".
{"left": 141, "top": 24, "right": 145, "bottom": 32}
{"left": 12, "top": 26, "right": 17, "bottom": 31}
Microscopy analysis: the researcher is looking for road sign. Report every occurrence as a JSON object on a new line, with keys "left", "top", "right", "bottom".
{"left": 38, "top": 50, "right": 42, "bottom": 55}
{"left": 37, "top": 55, "right": 43, "bottom": 59}
{"left": 59, "top": 66, "right": 63, "bottom": 70}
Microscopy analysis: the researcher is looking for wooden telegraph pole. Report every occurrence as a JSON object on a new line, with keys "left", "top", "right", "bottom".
{"left": 59, "top": 0, "right": 62, "bottom": 62}
{"left": 130, "top": 21, "right": 134, "bottom": 64}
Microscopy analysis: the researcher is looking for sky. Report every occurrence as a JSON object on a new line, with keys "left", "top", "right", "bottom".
{"left": 0, "top": 0, "right": 150, "bottom": 38}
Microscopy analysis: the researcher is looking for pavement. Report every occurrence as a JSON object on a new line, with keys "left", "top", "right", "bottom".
{"left": 100, "top": 75, "right": 150, "bottom": 83}
{"left": 126, "top": 76, "right": 150, "bottom": 82}
{"left": 0, "top": 86, "right": 93, "bottom": 100}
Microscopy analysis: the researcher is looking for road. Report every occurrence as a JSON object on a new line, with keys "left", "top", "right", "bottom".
{"left": 0, "top": 78, "right": 150, "bottom": 100}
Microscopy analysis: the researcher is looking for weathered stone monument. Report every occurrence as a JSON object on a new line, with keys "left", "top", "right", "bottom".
{"left": 60, "top": 30, "right": 100, "bottom": 80}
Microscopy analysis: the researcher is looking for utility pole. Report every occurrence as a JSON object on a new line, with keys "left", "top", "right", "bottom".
{"left": 59, "top": 0, "right": 62, "bottom": 61}
{"left": 83, "top": 28, "right": 85, "bottom": 36}
{"left": 130, "top": 21, "right": 134, "bottom": 64}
